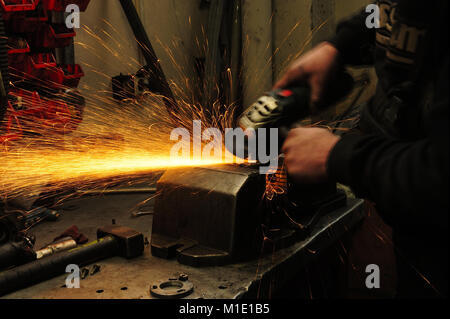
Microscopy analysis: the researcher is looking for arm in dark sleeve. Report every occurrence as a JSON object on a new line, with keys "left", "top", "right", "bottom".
{"left": 327, "top": 57, "right": 449, "bottom": 229}
{"left": 328, "top": 7, "right": 376, "bottom": 66}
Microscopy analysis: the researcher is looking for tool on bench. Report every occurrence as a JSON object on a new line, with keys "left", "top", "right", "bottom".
{"left": 0, "top": 226, "right": 86, "bottom": 271}
{"left": 22, "top": 207, "right": 60, "bottom": 228}
{"left": 35, "top": 237, "right": 78, "bottom": 260}
{"left": 0, "top": 207, "right": 59, "bottom": 246}
{"left": 0, "top": 225, "right": 144, "bottom": 296}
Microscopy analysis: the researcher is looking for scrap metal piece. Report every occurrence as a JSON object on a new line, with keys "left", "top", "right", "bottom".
{"left": 23, "top": 207, "right": 60, "bottom": 229}
{"left": 150, "top": 279, "right": 194, "bottom": 299}
{"left": 35, "top": 237, "right": 77, "bottom": 259}
{"left": 81, "top": 267, "right": 90, "bottom": 280}
{"left": 131, "top": 211, "right": 153, "bottom": 218}
{"left": 90, "top": 264, "right": 101, "bottom": 276}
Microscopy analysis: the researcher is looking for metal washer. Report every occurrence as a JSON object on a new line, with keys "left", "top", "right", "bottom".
{"left": 150, "top": 279, "right": 194, "bottom": 299}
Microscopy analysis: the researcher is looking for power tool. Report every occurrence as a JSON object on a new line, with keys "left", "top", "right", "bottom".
{"left": 237, "top": 71, "right": 355, "bottom": 138}
{"left": 235, "top": 71, "right": 356, "bottom": 239}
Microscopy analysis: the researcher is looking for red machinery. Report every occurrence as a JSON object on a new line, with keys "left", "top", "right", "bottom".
{"left": 0, "top": 0, "right": 90, "bottom": 144}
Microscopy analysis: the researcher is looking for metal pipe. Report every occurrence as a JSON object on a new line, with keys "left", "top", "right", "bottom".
{"left": 0, "top": 236, "right": 118, "bottom": 296}
{"left": 76, "top": 187, "right": 156, "bottom": 196}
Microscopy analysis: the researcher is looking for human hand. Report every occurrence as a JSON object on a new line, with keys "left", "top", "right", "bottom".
{"left": 282, "top": 127, "right": 340, "bottom": 184}
{"left": 274, "top": 42, "right": 341, "bottom": 106}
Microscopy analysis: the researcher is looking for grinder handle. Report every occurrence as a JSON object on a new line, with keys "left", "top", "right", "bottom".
{"left": 277, "top": 71, "right": 355, "bottom": 147}
{"left": 282, "top": 71, "right": 355, "bottom": 128}
{"left": 287, "top": 70, "right": 355, "bottom": 115}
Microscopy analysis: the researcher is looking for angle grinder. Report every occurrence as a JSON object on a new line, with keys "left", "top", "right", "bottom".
{"left": 238, "top": 71, "right": 355, "bottom": 140}
{"left": 234, "top": 71, "right": 356, "bottom": 236}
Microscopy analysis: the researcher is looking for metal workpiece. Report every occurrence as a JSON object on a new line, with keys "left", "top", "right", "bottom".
{"left": 35, "top": 238, "right": 77, "bottom": 260}
{"left": 151, "top": 165, "right": 267, "bottom": 267}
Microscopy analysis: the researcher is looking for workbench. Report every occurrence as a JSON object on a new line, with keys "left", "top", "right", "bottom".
{"left": 3, "top": 184, "right": 365, "bottom": 299}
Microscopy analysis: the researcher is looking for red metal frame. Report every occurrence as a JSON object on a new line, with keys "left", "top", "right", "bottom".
{"left": 1, "top": 0, "right": 89, "bottom": 145}
{"left": 1, "top": 0, "right": 90, "bottom": 13}
{"left": 2, "top": 88, "right": 78, "bottom": 143}
{"left": 41, "top": 0, "right": 90, "bottom": 12}
{"left": 27, "top": 23, "right": 76, "bottom": 49}
{"left": 60, "top": 64, "right": 84, "bottom": 87}
{"left": 0, "top": 0, "right": 40, "bottom": 12}
{"left": 7, "top": 37, "right": 30, "bottom": 54}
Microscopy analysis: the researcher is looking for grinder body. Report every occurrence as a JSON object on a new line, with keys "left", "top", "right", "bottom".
{"left": 238, "top": 71, "right": 354, "bottom": 137}
{"left": 239, "top": 86, "right": 311, "bottom": 132}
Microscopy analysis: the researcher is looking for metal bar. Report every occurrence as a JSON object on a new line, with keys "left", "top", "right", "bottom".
{"left": 118, "top": 0, "right": 177, "bottom": 112}
{"left": 77, "top": 187, "right": 156, "bottom": 196}
{"left": 0, "top": 236, "right": 118, "bottom": 296}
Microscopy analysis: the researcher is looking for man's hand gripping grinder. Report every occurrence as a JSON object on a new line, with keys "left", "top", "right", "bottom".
{"left": 235, "top": 71, "right": 355, "bottom": 234}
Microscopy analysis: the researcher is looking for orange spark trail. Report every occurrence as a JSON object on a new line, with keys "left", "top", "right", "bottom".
{"left": 1, "top": 15, "right": 322, "bottom": 202}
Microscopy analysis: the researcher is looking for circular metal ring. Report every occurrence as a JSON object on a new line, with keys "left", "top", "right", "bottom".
{"left": 150, "top": 279, "right": 194, "bottom": 299}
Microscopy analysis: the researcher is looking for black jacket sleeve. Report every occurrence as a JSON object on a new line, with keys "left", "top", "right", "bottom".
{"left": 328, "top": 7, "right": 376, "bottom": 66}
{"left": 327, "top": 55, "right": 449, "bottom": 230}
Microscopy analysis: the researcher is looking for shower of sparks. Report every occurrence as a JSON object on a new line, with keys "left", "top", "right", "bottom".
{"left": 0, "top": 20, "right": 243, "bottom": 201}
{"left": 3, "top": 12, "right": 413, "bottom": 299}
{"left": 0, "top": 14, "right": 343, "bottom": 210}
